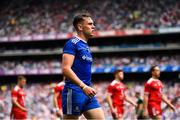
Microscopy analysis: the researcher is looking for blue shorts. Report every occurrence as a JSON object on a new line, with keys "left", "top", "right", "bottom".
{"left": 62, "top": 87, "right": 101, "bottom": 115}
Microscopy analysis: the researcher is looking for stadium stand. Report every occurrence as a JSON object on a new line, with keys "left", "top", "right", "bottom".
{"left": 0, "top": 0, "right": 179, "bottom": 119}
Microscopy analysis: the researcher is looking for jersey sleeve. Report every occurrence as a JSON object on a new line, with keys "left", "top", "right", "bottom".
{"left": 144, "top": 83, "right": 150, "bottom": 95}
{"left": 54, "top": 85, "right": 64, "bottom": 93}
{"left": 107, "top": 84, "right": 113, "bottom": 95}
{"left": 59, "top": 85, "right": 64, "bottom": 91}
{"left": 11, "top": 89, "right": 18, "bottom": 99}
{"left": 54, "top": 86, "right": 60, "bottom": 94}
{"left": 63, "top": 40, "right": 76, "bottom": 55}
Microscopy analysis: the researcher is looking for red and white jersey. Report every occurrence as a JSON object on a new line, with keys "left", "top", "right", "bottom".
{"left": 144, "top": 78, "right": 163, "bottom": 103}
{"left": 107, "top": 80, "right": 127, "bottom": 106}
{"left": 11, "top": 85, "right": 26, "bottom": 113}
{"left": 54, "top": 81, "right": 65, "bottom": 109}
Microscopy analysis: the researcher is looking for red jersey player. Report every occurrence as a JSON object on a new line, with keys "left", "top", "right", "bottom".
{"left": 53, "top": 77, "right": 65, "bottom": 118}
{"left": 106, "top": 70, "right": 137, "bottom": 120}
{"left": 10, "top": 76, "right": 27, "bottom": 120}
{"left": 143, "top": 65, "right": 175, "bottom": 120}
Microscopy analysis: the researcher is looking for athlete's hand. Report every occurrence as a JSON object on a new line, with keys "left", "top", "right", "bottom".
{"left": 56, "top": 110, "right": 62, "bottom": 118}
{"left": 133, "top": 103, "right": 137, "bottom": 107}
{"left": 82, "top": 85, "right": 97, "bottom": 98}
{"left": 170, "top": 105, "right": 176, "bottom": 112}
{"left": 110, "top": 108, "right": 117, "bottom": 119}
{"left": 143, "top": 109, "right": 148, "bottom": 118}
{"left": 22, "top": 107, "right": 27, "bottom": 112}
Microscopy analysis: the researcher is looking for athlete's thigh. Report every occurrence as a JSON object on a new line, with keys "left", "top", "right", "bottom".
{"left": 152, "top": 115, "right": 162, "bottom": 120}
{"left": 11, "top": 112, "right": 27, "bottom": 120}
{"left": 62, "top": 87, "right": 85, "bottom": 115}
{"left": 83, "top": 107, "right": 105, "bottom": 119}
{"left": 148, "top": 103, "right": 162, "bottom": 119}
{"left": 115, "top": 105, "right": 124, "bottom": 119}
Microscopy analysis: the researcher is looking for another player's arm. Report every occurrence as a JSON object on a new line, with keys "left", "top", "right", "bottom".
{"left": 106, "top": 93, "right": 117, "bottom": 119}
{"left": 143, "top": 93, "right": 149, "bottom": 117}
{"left": 124, "top": 93, "right": 137, "bottom": 107}
{"left": 53, "top": 91, "right": 62, "bottom": 117}
{"left": 106, "top": 93, "right": 114, "bottom": 112}
{"left": 163, "top": 97, "right": 178, "bottom": 111}
{"left": 162, "top": 94, "right": 175, "bottom": 111}
{"left": 12, "top": 97, "right": 27, "bottom": 111}
{"left": 53, "top": 91, "right": 60, "bottom": 110}
{"left": 62, "top": 53, "right": 96, "bottom": 97}
{"left": 53, "top": 91, "right": 59, "bottom": 109}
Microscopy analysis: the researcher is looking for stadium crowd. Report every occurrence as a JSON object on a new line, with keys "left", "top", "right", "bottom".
{"left": 0, "top": 81, "right": 179, "bottom": 119}
{"left": 0, "top": 0, "right": 179, "bottom": 37}
{"left": 0, "top": 60, "right": 61, "bottom": 75}
{"left": 93, "top": 55, "right": 180, "bottom": 68}
{"left": 0, "top": 55, "right": 179, "bottom": 75}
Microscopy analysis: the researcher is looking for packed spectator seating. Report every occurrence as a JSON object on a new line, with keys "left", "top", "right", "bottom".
{"left": 0, "top": 0, "right": 179, "bottom": 119}
{"left": 0, "top": 60, "right": 61, "bottom": 75}
{"left": 0, "top": 0, "right": 179, "bottom": 37}
{"left": 93, "top": 55, "right": 180, "bottom": 68}
{"left": 0, "top": 81, "right": 179, "bottom": 119}
{"left": 0, "top": 55, "right": 179, "bottom": 75}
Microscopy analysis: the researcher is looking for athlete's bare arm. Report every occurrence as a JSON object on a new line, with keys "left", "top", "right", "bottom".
{"left": 53, "top": 92, "right": 62, "bottom": 117}
{"left": 12, "top": 97, "right": 27, "bottom": 112}
{"left": 106, "top": 93, "right": 117, "bottom": 119}
{"left": 62, "top": 53, "right": 96, "bottom": 97}
{"left": 143, "top": 93, "right": 149, "bottom": 117}
{"left": 162, "top": 94, "right": 175, "bottom": 111}
{"left": 53, "top": 92, "right": 59, "bottom": 109}
{"left": 125, "top": 94, "right": 137, "bottom": 107}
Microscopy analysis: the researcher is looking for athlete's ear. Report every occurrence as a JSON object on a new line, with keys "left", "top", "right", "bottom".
{"left": 77, "top": 23, "right": 83, "bottom": 31}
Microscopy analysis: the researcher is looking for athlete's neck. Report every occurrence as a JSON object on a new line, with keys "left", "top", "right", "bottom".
{"left": 152, "top": 76, "right": 159, "bottom": 79}
{"left": 115, "top": 79, "right": 122, "bottom": 82}
{"left": 18, "top": 84, "right": 23, "bottom": 88}
{"left": 77, "top": 34, "right": 88, "bottom": 42}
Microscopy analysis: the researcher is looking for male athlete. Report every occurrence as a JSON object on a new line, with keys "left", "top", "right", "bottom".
{"left": 10, "top": 76, "right": 27, "bottom": 120}
{"left": 143, "top": 65, "right": 175, "bottom": 120}
{"left": 135, "top": 92, "right": 144, "bottom": 120}
{"left": 53, "top": 77, "right": 65, "bottom": 118}
{"left": 62, "top": 13, "right": 105, "bottom": 119}
{"left": 106, "top": 70, "right": 137, "bottom": 120}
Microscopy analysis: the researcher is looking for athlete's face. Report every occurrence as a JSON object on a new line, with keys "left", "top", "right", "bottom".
{"left": 116, "top": 71, "right": 124, "bottom": 81}
{"left": 19, "top": 79, "right": 26, "bottom": 88}
{"left": 81, "top": 17, "right": 95, "bottom": 38}
{"left": 152, "top": 66, "right": 161, "bottom": 78}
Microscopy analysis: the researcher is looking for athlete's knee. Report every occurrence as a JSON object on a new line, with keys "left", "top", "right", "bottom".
{"left": 97, "top": 109, "right": 105, "bottom": 119}
{"left": 156, "top": 115, "right": 162, "bottom": 120}
{"left": 83, "top": 108, "right": 105, "bottom": 119}
{"left": 63, "top": 114, "right": 79, "bottom": 120}
{"left": 152, "top": 115, "right": 162, "bottom": 120}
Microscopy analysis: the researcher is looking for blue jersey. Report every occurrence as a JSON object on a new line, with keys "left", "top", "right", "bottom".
{"left": 63, "top": 37, "right": 93, "bottom": 89}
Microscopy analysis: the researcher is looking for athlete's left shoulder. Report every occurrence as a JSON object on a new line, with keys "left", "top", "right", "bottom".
{"left": 57, "top": 81, "right": 65, "bottom": 87}
{"left": 110, "top": 80, "right": 118, "bottom": 86}
{"left": 70, "top": 37, "right": 81, "bottom": 44}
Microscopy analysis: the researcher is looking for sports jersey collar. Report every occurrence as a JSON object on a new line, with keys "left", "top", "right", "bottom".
{"left": 114, "top": 79, "right": 121, "bottom": 83}
{"left": 75, "top": 36, "right": 87, "bottom": 43}
{"left": 150, "top": 77, "right": 159, "bottom": 81}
